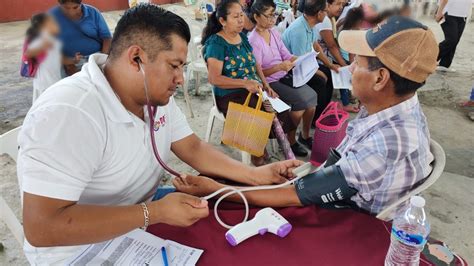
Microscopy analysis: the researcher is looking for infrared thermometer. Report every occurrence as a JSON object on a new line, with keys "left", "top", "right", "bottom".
{"left": 225, "top": 208, "right": 292, "bottom": 246}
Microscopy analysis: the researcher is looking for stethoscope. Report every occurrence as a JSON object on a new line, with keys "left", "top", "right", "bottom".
{"left": 136, "top": 57, "right": 181, "bottom": 177}
{"left": 136, "top": 57, "right": 316, "bottom": 230}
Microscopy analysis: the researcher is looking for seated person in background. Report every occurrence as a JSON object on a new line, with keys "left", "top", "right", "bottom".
{"left": 202, "top": 0, "right": 297, "bottom": 166}
{"left": 176, "top": 16, "right": 438, "bottom": 217}
{"left": 241, "top": 0, "right": 256, "bottom": 33}
{"left": 281, "top": 0, "right": 336, "bottom": 146}
{"left": 50, "top": 0, "right": 112, "bottom": 75}
{"left": 316, "top": 0, "right": 360, "bottom": 113}
{"left": 248, "top": 0, "right": 318, "bottom": 157}
{"left": 337, "top": 6, "right": 364, "bottom": 64}
{"left": 218, "top": 0, "right": 255, "bottom": 33}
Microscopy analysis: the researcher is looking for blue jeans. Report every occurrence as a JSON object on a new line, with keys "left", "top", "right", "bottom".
{"left": 152, "top": 186, "right": 176, "bottom": 201}
{"left": 340, "top": 89, "right": 350, "bottom": 106}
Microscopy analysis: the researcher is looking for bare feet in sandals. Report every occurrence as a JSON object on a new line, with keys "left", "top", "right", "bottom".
{"left": 343, "top": 105, "right": 360, "bottom": 113}
{"left": 173, "top": 174, "right": 223, "bottom": 198}
{"left": 459, "top": 101, "right": 474, "bottom": 107}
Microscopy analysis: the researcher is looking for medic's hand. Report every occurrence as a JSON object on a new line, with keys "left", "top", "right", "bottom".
{"left": 248, "top": 159, "right": 305, "bottom": 185}
{"left": 173, "top": 174, "right": 222, "bottom": 198}
{"left": 150, "top": 192, "right": 209, "bottom": 227}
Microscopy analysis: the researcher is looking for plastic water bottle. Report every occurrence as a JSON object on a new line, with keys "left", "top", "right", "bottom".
{"left": 385, "top": 196, "right": 430, "bottom": 266}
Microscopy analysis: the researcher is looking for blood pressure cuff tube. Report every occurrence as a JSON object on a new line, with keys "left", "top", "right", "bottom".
{"left": 323, "top": 148, "right": 342, "bottom": 168}
{"left": 294, "top": 165, "right": 358, "bottom": 206}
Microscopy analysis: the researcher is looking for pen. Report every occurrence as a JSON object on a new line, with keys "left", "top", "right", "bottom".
{"left": 161, "top": 246, "right": 169, "bottom": 266}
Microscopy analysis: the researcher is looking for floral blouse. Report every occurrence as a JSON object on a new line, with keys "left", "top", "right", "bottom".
{"left": 204, "top": 32, "right": 261, "bottom": 97}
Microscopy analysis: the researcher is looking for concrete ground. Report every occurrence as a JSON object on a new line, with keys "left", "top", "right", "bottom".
{"left": 1, "top": 5, "right": 473, "bottom": 265}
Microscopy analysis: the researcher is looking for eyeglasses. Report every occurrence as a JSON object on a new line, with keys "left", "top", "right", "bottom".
{"left": 262, "top": 13, "right": 279, "bottom": 20}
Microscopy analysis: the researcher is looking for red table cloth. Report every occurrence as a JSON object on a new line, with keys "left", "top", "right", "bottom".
{"left": 147, "top": 203, "right": 467, "bottom": 266}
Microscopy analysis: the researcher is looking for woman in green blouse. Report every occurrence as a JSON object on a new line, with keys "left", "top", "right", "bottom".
{"left": 202, "top": 0, "right": 296, "bottom": 166}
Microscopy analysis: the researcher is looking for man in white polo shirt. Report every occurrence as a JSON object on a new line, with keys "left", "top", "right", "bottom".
{"left": 435, "top": 0, "right": 472, "bottom": 72}
{"left": 18, "top": 4, "right": 302, "bottom": 264}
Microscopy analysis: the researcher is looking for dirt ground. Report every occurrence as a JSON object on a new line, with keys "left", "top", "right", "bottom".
{"left": 1, "top": 5, "right": 473, "bottom": 265}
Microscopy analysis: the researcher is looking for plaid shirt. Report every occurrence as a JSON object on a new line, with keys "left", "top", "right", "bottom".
{"left": 336, "top": 94, "right": 434, "bottom": 215}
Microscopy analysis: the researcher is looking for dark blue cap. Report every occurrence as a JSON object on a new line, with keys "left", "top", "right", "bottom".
{"left": 366, "top": 16, "right": 428, "bottom": 51}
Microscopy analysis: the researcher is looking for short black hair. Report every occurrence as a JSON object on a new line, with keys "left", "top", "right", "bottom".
{"left": 367, "top": 57, "right": 425, "bottom": 96}
{"left": 109, "top": 4, "right": 191, "bottom": 61}
{"left": 304, "top": 0, "right": 327, "bottom": 17}
{"left": 249, "top": 0, "right": 276, "bottom": 24}
{"left": 58, "top": 0, "right": 82, "bottom": 4}
{"left": 26, "top": 13, "right": 49, "bottom": 42}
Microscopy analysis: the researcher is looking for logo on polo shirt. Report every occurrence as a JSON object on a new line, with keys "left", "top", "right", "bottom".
{"left": 153, "top": 115, "right": 166, "bottom": 132}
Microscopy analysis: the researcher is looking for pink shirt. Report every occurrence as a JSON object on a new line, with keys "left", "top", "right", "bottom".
{"left": 248, "top": 28, "right": 293, "bottom": 83}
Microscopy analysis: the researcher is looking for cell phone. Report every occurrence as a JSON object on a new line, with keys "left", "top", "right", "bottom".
{"left": 438, "top": 17, "right": 445, "bottom": 25}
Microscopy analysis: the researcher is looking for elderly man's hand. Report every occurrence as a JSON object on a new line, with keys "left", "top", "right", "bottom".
{"left": 248, "top": 159, "right": 305, "bottom": 185}
{"left": 173, "top": 174, "right": 222, "bottom": 198}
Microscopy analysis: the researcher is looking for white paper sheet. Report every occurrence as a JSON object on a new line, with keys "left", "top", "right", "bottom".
{"left": 331, "top": 66, "right": 352, "bottom": 89}
{"left": 261, "top": 91, "right": 291, "bottom": 113}
{"left": 292, "top": 51, "right": 319, "bottom": 88}
{"left": 66, "top": 229, "right": 203, "bottom": 266}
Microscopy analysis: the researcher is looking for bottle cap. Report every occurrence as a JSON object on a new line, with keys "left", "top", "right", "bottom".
{"left": 410, "top": 196, "right": 425, "bottom": 208}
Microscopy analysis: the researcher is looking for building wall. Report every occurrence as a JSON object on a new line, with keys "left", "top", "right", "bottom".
{"left": 0, "top": 0, "right": 178, "bottom": 23}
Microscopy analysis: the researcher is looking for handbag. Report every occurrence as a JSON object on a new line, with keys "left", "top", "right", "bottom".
{"left": 20, "top": 39, "right": 47, "bottom": 78}
{"left": 310, "top": 102, "right": 349, "bottom": 166}
{"left": 222, "top": 92, "right": 275, "bottom": 157}
{"left": 279, "top": 69, "right": 294, "bottom": 88}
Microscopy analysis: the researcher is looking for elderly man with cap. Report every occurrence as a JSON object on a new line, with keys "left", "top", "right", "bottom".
{"left": 174, "top": 16, "right": 439, "bottom": 217}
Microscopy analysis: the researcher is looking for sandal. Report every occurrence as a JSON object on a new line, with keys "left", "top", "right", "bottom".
{"left": 343, "top": 105, "right": 360, "bottom": 113}
{"left": 251, "top": 149, "right": 269, "bottom": 166}
{"left": 459, "top": 101, "right": 474, "bottom": 107}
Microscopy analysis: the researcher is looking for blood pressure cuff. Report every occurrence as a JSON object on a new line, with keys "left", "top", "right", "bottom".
{"left": 294, "top": 165, "right": 358, "bottom": 206}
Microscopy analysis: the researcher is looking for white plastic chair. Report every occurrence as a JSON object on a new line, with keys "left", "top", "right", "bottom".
{"left": 181, "top": 24, "right": 207, "bottom": 118}
{"left": 185, "top": 26, "right": 207, "bottom": 97}
{"left": 0, "top": 126, "right": 24, "bottom": 244}
{"left": 199, "top": 1, "right": 216, "bottom": 21}
{"left": 376, "top": 139, "right": 446, "bottom": 221}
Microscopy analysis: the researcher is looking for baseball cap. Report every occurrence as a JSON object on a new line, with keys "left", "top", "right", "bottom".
{"left": 339, "top": 16, "right": 439, "bottom": 83}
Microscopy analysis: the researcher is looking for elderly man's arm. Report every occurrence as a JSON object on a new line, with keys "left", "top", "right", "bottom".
{"left": 171, "top": 134, "right": 303, "bottom": 186}
{"left": 173, "top": 174, "right": 304, "bottom": 207}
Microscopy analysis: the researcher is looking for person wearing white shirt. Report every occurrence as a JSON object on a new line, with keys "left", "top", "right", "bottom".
{"left": 18, "top": 4, "right": 302, "bottom": 265}
{"left": 435, "top": 0, "right": 472, "bottom": 72}
{"left": 23, "top": 13, "right": 66, "bottom": 102}
{"left": 314, "top": 0, "right": 360, "bottom": 114}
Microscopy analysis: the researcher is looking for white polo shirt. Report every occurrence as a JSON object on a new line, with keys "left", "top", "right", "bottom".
{"left": 443, "top": 0, "right": 472, "bottom": 18}
{"left": 17, "top": 53, "right": 193, "bottom": 265}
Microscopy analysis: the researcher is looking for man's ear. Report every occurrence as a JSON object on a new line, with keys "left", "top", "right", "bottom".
{"left": 127, "top": 45, "right": 147, "bottom": 72}
{"left": 373, "top": 68, "right": 391, "bottom": 92}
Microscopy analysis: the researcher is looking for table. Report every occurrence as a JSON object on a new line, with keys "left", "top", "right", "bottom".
{"left": 147, "top": 203, "right": 467, "bottom": 265}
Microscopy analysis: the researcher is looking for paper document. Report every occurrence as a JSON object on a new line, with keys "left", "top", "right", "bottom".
{"left": 292, "top": 51, "right": 319, "bottom": 88}
{"left": 331, "top": 66, "right": 352, "bottom": 89}
{"left": 261, "top": 91, "right": 291, "bottom": 113}
{"left": 66, "top": 229, "right": 203, "bottom": 266}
